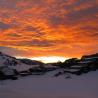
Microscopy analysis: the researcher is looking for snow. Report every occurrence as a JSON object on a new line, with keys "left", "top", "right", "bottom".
{"left": 10, "top": 64, "right": 34, "bottom": 72}
{"left": 0, "top": 52, "right": 98, "bottom": 98}
{"left": 71, "top": 65, "right": 82, "bottom": 68}
{"left": 0, "top": 70, "right": 98, "bottom": 98}
{"left": 0, "top": 52, "right": 37, "bottom": 72}
{"left": 79, "top": 60, "right": 93, "bottom": 64}
{"left": 64, "top": 69, "right": 79, "bottom": 72}
{"left": 0, "top": 66, "right": 14, "bottom": 76}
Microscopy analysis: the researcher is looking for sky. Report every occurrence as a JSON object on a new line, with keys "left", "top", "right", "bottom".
{"left": 0, "top": 0, "right": 98, "bottom": 61}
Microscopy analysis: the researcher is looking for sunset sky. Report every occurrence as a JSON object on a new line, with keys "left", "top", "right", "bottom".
{"left": 0, "top": 0, "right": 98, "bottom": 62}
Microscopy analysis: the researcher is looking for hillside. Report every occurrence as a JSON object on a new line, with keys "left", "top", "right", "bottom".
{"left": 0, "top": 52, "right": 98, "bottom": 98}
{"left": 0, "top": 70, "right": 98, "bottom": 98}
{"left": 0, "top": 51, "right": 98, "bottom": 80}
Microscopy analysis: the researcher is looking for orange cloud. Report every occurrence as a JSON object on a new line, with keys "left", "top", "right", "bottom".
{"left": 0, "top": 0, "right": 98, "bottom": 58}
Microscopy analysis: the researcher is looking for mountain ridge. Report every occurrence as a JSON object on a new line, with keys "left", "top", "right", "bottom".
{"left": 0, "top": 51, "right": 98, "bottom": 80}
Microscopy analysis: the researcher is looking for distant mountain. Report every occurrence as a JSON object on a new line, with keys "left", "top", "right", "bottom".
{"left": 19, "top": 58, "right": 44, "bottom": 65}
{"left": 81, "top": 53, "right": 98, "bottom": 60}
{"left": 0, "top": 51, "right": 44, "bottom": 67}
{"left": 0, "top": 51, "right": 57, "bottom": 79}
{"left": 0, "top": 51, "right": 42, "bottom": 79}
{"left": 0, "top": 51, "right": 19, "bottom": 67}
{"left": 0, "top": 51, "right": 98, "bottom": 80}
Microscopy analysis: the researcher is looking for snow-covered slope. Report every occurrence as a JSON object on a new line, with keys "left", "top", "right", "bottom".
{"left": 0, "top": 70, "right": 98, "bottom": 98}
{"left": 0, "top": 52, "right": 38, "bottom": 74}
{"left": 0, "top": 66, "right": 15, "bottom": 76}
{"left": 0, "top": 51, "right": 98, "bottom": 98}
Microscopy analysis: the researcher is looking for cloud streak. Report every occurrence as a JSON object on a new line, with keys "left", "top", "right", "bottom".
{"left": 0, "top": 0, "right": 98, "bottom": 58}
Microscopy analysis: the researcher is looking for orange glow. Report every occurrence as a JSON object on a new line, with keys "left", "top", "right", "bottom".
{"left": 16, "top": 56, "right": 67, "bottom": 63}
{"left": 30, "top": 56, "right": 67, "bottom": 63}
{"left": 0, "top": 0, "right": 98, "bottom": 61}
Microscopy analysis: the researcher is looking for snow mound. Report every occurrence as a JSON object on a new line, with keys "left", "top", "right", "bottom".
{"left": 0, "top": 70, "right": 98, "bottom": 98}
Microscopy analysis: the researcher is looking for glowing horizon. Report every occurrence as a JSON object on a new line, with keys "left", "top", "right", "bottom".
{"left": 31, "top": 56, "right": 68, "bottom": 63}
{"left": 17, "top": 56, "right": 68, "bottom": 63}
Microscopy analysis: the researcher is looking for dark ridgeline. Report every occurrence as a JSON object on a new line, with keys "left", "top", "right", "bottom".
{"left": 53, "top": 53, "right": 98, "bottom": 76}
{"left": 19, "top": 58, "right": 44, "bottom": 65}
{"left": 0, "top": 51, "right": 98, "bottom": 80}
